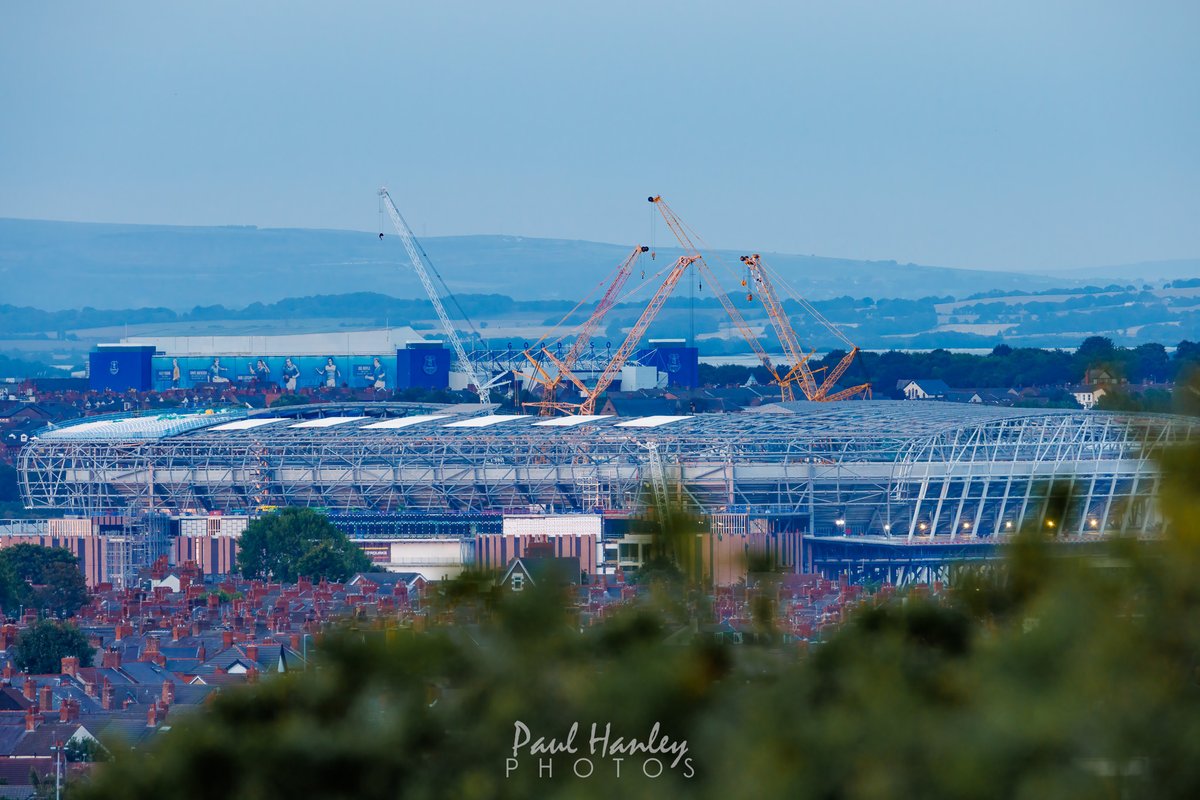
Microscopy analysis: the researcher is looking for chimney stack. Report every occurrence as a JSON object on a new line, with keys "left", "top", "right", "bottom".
{"left": 147, "top": 702, "right": 158, "bottom": 728}
{"left": 245, "top": 644, "right": 258, "bottom": 664}
{"left": 38, "top": 685, "right": 53, "bottom": 712}
{"left": 222, "top": 631, "right": 234, "bottom": 650}
{"left": 101, "top": 648, "right": 121, "bottom": 669}
{"left": 59, "top": 698, "right": 79, "bottom": 723}
{"left": 140, "top": 636, "right": 160, "bottom": 662}
{"left": 24, "top": 706, "right": 39, "bottom": 732}
{"left": 22, "top": 676, "right": 35, "bottom": 701}
{"left": 161, "top": 680, "right": 175, "bottom": 705}
{"left": 101, "top": 680, "right": 114, "bottom": 711}
{"left": 61, "top": 656, "right": 80, "bottom": 678}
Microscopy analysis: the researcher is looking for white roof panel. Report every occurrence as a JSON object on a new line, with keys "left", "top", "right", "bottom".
{"left": 532, "top": 415, "right": 614, "bottom": 427}
{"left": 360, "top": 415, "right": 451, "bottom": 430}
{"left": 209, "top": 418, "right": 289, "bottom": 432}
{"left": 442, "top": 415, "right": 529, "bottom": 428}
{"left": 288, "top": 417, "right": 366, "bottom": 429}
{"left": 613, "top": 415, "right": 694, "bottom": 428}
{"left": 52, "top": 420, "right": 114, "bottom": 434}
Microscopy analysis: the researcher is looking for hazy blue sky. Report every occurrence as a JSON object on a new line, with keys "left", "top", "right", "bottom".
{"left": 2, "top": 1, "right": 1197, "bottom": 271}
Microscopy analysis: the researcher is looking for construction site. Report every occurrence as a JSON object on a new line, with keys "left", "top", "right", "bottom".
{"left": 17, "top": 195, "right": 1200, "bottom": 586}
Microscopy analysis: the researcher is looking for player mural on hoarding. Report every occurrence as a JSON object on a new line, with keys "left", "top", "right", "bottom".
{"left": 252, "top": 358, "right": 272, "bottom": 384}
{"left": 208, "top": 357, "right": 230, "bottom": 384}
{"left": 171, "top": 358, "right": 181, "bottom": 388}
{"left": 318, "top": 357, "right": 341, "bottom": 388}
{"left": 371, "top": 356, "right": 387, "bottom": 389}
{"left": 282, "top": 358, "right": 300, "bottom": 392}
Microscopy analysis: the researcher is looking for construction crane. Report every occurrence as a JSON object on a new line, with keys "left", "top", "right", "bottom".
{"left": 741, "top": 254, "right": 871, "bottom": 401}
{"left": 545, "top": 255, "right": 700, "bottom": 415}
{"left": 378, "top": 188, "right": 493, "bottom": 405}
{"left": 648, "top": 195, "right": 869, "bottom": 402}
{"left": 647, "top": 195, "right": 788, "bottom": 390}
{"left": 522, "top": 246, "right": 649, "bottom": 415}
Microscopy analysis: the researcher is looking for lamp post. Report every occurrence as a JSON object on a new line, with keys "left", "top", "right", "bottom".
{"left": 50, "top": 740, "right": 63, "bottom": 800}
{"left": 302, "top": 633, "right": 314, "bottom": 669}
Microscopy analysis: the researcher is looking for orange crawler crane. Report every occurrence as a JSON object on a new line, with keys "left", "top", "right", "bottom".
{"left": 543, "top": 254, "right": 701, "bottom": 416}
{"left": 741, "top": 254, "right": 871, "bottom": 402}
{"left": 522, "top": 245, "right": 649, "bottom": 415}
{"left": 646, "top": 196, "right": 789, "bottom": 390}
{"left": 647, "top": 195, "right": 869, "bottom": 402}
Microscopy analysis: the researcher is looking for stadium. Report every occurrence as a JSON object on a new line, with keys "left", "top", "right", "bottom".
{"left": 18, "top": 401, "right": 1196, "bottom": 543}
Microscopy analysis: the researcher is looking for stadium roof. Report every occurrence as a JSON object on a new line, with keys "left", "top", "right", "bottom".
{"left": 30, "top": 400, "right": 1193, "bottom": 449}
{"left": 21, "top": 400, "right": 1198, "bottom": 520}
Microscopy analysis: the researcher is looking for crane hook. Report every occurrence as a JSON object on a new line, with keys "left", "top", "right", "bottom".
{"left": 378, "top": 232, "right": 384, "bottom": 240}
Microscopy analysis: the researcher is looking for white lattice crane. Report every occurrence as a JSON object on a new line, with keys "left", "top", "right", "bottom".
{"left": 378, "top": 188, "right": 493, "bottom": 404}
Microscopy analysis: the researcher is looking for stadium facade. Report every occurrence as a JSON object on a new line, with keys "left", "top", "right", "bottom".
{"left": 18, "top": 401, "right": 1196, "bottom": 543}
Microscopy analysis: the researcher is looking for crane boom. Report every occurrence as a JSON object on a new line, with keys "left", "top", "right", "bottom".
{"left": 565, "top": 246, "right": 648, "bottom": 367}
{"left": 378, "top": 188, "right": 490, "bottom": 405}
{"left": 579, "top": 255, "right": 699, "bottom": 415}
{"left": 647, "top": 196, "right": 784, "bottom": 389}
{"left": 742, "top": 254, "right": 816, "bottom": 400}
{"left": 743, "top": 253, "right": 870, "bottom": 401}
{"left": 522, "top": 245, "right": 648, "bottom": 415}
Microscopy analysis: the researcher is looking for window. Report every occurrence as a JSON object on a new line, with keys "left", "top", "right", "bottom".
{"left": 511, "top": 573, "right": 524, "bottom": 592}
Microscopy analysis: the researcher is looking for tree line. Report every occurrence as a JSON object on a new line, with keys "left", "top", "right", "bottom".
{"left": 700, "top": 336, "right": 1200, "bottom": 400}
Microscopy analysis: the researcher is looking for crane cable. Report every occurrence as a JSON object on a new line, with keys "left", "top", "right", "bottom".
{"left": 376, "top": 196, "right": 486, "bottom": 351}
{"left": 770, "top": 266, "right": 857, "bottom": 350}
{"left": 527, "top": 267, "right": 616, "bottom": 354}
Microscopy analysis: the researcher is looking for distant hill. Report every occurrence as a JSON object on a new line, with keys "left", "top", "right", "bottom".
{"left": 1041, "top": 259, "right": 1200, "bottom": 284}
{"left": 0, "top": 217, "right": 1116, "bottom": 311}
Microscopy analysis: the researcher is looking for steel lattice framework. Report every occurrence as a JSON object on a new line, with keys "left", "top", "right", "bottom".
{"left": 18, "top": 401, "right": 1196, "bottom": 538}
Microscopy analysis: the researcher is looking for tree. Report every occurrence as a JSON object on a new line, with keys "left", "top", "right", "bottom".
{"left": 13, "top": 619, "right": 93, "bottom": 675}
{"left": 237, "top": 508, "right": 371, "bottom": 583}
{"left": 0, "top": 545, "right": 89, "bottom": 617}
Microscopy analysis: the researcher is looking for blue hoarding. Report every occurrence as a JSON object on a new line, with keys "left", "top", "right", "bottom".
{"left": 89, "top": 346, "right": 155, "bottom": 392}
{"left": 396, "top": 345, "right": 450, "bottom": 389}
{"left": 635, "top": 344, "right": 699, "bottom": 388}
{"left": 144, "top": 355, "right": 395, "bottom": 392}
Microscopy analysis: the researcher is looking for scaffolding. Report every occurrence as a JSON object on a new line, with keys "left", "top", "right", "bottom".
{"left": 18, "top": 401, "right": 1197, "bottom": 539}
{"left": 102, "top": 509, "right": 172, "bottom": 589}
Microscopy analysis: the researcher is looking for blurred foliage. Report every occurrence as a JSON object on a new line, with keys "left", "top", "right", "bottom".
{"left": 79, "top": 442, "right": 1200, "bottom": 799}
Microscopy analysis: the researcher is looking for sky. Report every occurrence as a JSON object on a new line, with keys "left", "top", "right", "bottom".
{"left": 1, "top": 1, "right": 1197, "bottom": 272}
